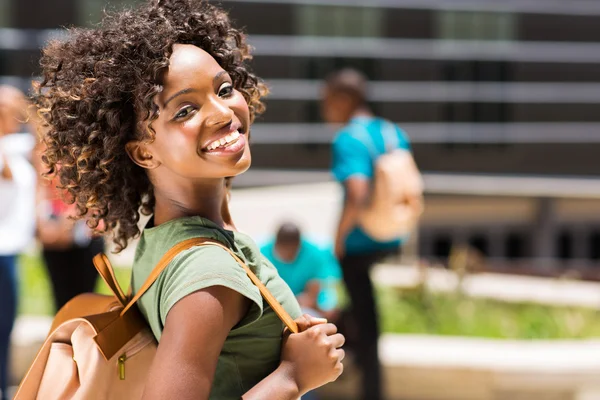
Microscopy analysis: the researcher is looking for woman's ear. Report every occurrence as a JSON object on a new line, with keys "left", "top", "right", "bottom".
{"left": 125, "top": 140, "right": 161, "bottom": 169}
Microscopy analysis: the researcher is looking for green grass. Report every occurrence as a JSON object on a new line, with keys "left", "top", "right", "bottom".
{"left": 18, "top": 253, "right": 600, "bottom": 339}
{"left": 379, "top": 286, "right": 600, "bottom": 339}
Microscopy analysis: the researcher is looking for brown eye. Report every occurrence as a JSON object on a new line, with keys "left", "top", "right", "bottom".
{"left": 174, "top": 105, "right": 196, "bottom": 120}
{"left": 218, "top": 83, "right": 233, "bottom": 98}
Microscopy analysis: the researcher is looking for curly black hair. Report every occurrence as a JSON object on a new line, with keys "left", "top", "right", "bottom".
{"left": 34, "top": 0, "right": 267, "bottom": 252}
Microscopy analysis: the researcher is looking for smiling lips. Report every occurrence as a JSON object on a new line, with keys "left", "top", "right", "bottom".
{"left": 203, "top": 130, "right": 241, "bottom": 152}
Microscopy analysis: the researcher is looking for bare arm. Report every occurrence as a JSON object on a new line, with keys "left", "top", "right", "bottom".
{"left": 335, "top": 178, "right": 370, "bottom": 259}
{"left": 142, "top": 286, "right": 303, "bottom": 400}
{"left": 143, "top": 286, "right": 345, "bottom": 400}
{"left": 297, "top": 280, "right": 320, "bottom": 310}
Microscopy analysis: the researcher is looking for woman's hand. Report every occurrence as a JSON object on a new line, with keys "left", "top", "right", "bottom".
{"left": 279, "top": 314, "right": 345, "bottom": 395}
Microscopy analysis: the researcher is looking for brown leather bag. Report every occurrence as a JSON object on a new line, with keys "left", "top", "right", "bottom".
{"left": 15, "top": 237, "right": 298, "bottom": 400}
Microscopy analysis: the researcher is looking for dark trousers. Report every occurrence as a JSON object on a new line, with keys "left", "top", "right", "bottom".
{"left": 341, "top": 251, "right": 391, "bottom": 400}
{"left": 43, "top": 237, "right": 104, "bottom": 311}
{"left": 0, "top": 255, "right": 17, "bottom": 400}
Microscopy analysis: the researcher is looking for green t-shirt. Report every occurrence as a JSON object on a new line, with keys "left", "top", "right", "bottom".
{"left": 131, "top": 216, "right": 302, "bottom": 399}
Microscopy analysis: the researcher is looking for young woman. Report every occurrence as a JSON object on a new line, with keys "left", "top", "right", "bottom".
{"left": 33, "top": 1, "right": 344, "bottom": 399}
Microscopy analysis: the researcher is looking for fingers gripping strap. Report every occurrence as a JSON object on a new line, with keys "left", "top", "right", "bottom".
{"left": 121, "top": 238, "right": 298, "bottom": 334}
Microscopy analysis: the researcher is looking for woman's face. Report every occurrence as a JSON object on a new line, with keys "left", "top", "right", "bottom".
{"left": 137, "top": 44, "right": 251, "bottom": 181}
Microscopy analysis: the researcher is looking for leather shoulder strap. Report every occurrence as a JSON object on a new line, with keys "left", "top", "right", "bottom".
{"left": 120, "top": 237, "right": 213, "bottom": 316}
{"left": 120, "top": 237, "right": 298, "bottom": 334}
{"left": 93, "top": 253, "right": 128, "bottom": 306}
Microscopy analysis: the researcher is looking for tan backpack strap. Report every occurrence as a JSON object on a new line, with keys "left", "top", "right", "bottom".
{"left": 120, "top": 238, "right": 299, "bottom": 334}
{"left": 120, "top": 237, "right": 213, "bottom": 316}
{"left": 93, "top": 253, "right": 128, "bottom": 306}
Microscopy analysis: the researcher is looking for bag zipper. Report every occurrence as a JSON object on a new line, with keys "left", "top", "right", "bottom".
{"left": 117, "top": 333, "right": 154, "bottom": 380}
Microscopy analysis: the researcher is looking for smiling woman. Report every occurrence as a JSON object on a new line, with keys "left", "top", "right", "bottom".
{"left": 32, "top": 1, "right": 345, "bottom": 399}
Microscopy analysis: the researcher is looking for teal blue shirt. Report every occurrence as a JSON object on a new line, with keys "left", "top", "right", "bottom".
{"left": 260, "top": 239, "right": 341, "bottom": 311}
{"left": 331, "top": 116, "right": 411, "bottom": 255}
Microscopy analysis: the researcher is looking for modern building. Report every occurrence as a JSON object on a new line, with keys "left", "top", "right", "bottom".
{"left": 2, "top": 0, "right": 600, "bottom": 274}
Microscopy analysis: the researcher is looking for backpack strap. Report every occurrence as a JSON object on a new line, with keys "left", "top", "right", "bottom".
{"left": 350, "top": 119, "right": 400, "bottom": 157}
{"left": 382, "top": 121, "right": 400, "bottom": 152}
{"left": 94, "top": 253, "right": 128, "bottom": 306}
{"left": 120, "top": 237, "right": 299, "bottom": 334}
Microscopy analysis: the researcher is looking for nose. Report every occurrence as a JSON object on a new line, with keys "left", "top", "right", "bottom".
{"left": 205, "top": 94, "right": 234, "bottom": 128}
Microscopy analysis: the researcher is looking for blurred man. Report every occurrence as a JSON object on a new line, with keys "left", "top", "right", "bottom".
{"left": 0, "top": 85, "right": 36, "bottom": 400}
{"left": 322, "top": 68, "right": 416, "bottom": 400}
{"left": 261, "top": 222, "right": 341, "bottom": 320}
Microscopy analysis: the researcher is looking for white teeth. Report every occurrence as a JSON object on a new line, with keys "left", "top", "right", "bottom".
{"left": 206, "top": 130, "right": 242, "bottom": 151}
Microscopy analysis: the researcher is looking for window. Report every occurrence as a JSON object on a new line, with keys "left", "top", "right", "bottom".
{"left": 513, "top": 104, "right": 600, "bottom": 122}
{"left": 384, "top": 9, "right": 432, "bottom": 39}
{"left": 78, "top": 0, "right": 141, "bottom": 27}
{"left": 589, "top": 230, "right": 600, "bottom": 261}
{"left": 295, "top": 5, "right": 383, "bottom": 37}
{"left": 437, "top": 10, "right": 516, "bottom": 41}
{"left": 520, "top": 14, "right": 600, "bottom": 43}
{"left": 226, "top": 2, "right": 294, "bottom": 36}
{"left": 557, "top": 230, "right": 573, "bottom": 260}
{"left": 506, "top": 232, "right": 527, "bottom": 260}
{"left": 469, "top": 233, "right": 489, "bottom": 256}
{"left": 441, "top": 60, "right": 511, "bottom": 122}
{"left": 0, "top": 0, "right": 11, "bottom": 27}
{"left": 432, "top": 234, "right": 453, "bottom": 260}
{"left": 253, "top": 56, "right": 433, "bottom": 81}
{"left": 514, "top": 63, "right": 600, "bottom": 82}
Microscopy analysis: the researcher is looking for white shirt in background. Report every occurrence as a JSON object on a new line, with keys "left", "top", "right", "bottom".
{"left": 0, "top": 133, "right": 36, "bottom": 255}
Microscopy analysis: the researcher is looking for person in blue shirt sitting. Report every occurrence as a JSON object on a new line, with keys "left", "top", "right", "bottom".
{"left": 261, "top": 222, "right": 341, "bottom": 321}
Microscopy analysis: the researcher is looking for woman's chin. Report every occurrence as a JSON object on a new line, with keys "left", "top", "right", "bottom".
{"left": 223, "top": 152, "right": 251, "bottom": 178}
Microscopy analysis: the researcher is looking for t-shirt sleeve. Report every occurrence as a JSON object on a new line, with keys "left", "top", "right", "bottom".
{"left": 331, "top": 131, "right": 373, "bottom": 182}
{"left": 158, "top": 245, "right": 263, "bottom": 326}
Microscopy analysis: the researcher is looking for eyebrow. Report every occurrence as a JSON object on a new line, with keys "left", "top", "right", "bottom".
{"left": 163, "top": 88, "right": 198, "bottom": 108}
{"left": 162, "top": 71, "right": 231, "bottom": 108}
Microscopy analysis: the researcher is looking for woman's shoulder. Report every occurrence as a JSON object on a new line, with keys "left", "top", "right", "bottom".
{"left": 135, "top": 235, "right": 264, "bottom": 335}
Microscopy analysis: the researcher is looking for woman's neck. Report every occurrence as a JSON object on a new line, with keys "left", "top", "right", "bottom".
{"left": 152, "top": 177, "right": 231, "bottom": 229}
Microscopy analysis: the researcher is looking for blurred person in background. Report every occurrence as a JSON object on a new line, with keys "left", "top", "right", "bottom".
{"left": 34, "top": 150, "right": 105, "bottom": 311}
{"left": 261, "top": 222, "right": 341, "bottom": 321}
{"left": 33, "top": 115, "right": 104, "bottom": 311}
{"left": 0, "top": 85, "right": 36, "bottom": 400}
{"left": 322, "top": 68, "right": 414, "bottom": 400}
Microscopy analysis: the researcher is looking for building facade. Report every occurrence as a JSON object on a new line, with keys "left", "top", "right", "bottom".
{"left": 2, "top": 0, "right": 600, "bottom": 273}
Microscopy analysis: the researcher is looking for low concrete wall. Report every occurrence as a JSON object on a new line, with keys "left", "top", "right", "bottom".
{"left": 319, "top": 335, "right": 600, "bottom": 400}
